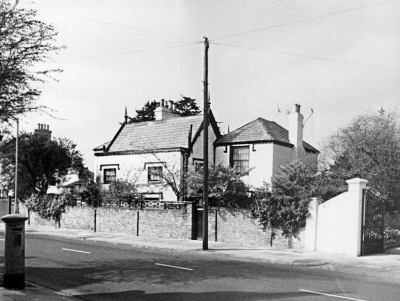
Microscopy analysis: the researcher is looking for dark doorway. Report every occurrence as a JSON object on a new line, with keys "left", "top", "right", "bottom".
{"left": 196, "top": 208, "right": 203, "bottom": 240}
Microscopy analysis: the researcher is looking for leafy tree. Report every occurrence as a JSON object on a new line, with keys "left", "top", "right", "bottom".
{"left": 187, "top": 163, "right": 252, "bottom": 209}
{"left": 0, "top": 132, "right": 86, "bottom": 198}
{"left": 107, "top": 178, "right": 143, "bottom": 207}
{"left": 131, "top": 100, "right": 160, "bottom": 122}
{"left": 322, "top": 109, "right": 400, "bottom": 210}
{"left": 25, "top": 193, "right": 71, "bottom": 227}
{"left": 175, "top": 95, "right": 201, "bottom": 116}
{"left": 251, "top": 161, "right": 316, "bottom": 246}
{"left": 80, "top": 181, "right": 103, "bottom": 207}
{"left": 0, "top": 0, "right": 64, "bottom": 124}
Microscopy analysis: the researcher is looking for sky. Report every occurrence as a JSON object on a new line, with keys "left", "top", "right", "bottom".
{"left": 14, "top": 0, "right": 400, "bottom": 170}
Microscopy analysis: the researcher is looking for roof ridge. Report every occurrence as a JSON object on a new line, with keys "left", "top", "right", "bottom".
{"left": 223, "top": 118, "right": 261, "bottom": 137}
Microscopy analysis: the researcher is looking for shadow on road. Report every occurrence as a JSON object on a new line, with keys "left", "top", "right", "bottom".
{"left": 79, "top": 290, "right": 314, "bottom": 301}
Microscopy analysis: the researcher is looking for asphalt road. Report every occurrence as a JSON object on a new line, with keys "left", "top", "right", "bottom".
{"left": 0, "top": 235, "right": 399, "bottom": 301}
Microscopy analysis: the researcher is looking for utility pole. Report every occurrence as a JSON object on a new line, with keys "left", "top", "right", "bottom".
{"left": 202, "top": 36, "right": 209, "bottom": 251}
{"left": 14, "top": 118, "right": 18, "bottom": 214}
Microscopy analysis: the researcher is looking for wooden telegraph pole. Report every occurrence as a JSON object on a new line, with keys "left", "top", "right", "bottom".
{"left": 203, "top": 37, "right": 209, "bottom": 250}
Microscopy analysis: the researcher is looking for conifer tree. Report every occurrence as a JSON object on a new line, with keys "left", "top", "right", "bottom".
{"left": 131, "top": 100, "right": 160, "bottom": 122}
{"left": 175, "top": 95, "right": 201, "bottom": 116}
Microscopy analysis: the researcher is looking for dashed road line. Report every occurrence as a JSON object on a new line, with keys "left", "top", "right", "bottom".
{"left": 62, "top": 248, "right": 91, "bottom": 254}
{"left": 357, "top": 265, "right": 383, "bottom": 269}
{"left": 155, "top": 263, "right": 193, "bottom": 271}
{"left": 300, "top": 289, "right": 368, "bottom": 301}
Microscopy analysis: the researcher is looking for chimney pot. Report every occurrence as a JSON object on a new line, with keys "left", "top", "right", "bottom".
{"left": 47, "top": 125, "right": 49, "bottom": 130}
{"left": 38, "top": 123, "right": 40, "bottom": 129}
{"left": 294, "top": 104, "right": 300, "bottom": 113}
{"left": 169, "top": 100, "right": 173, "bottom": 110}
{"left": 161, "top": 99, "right": 165, "bottom": 107}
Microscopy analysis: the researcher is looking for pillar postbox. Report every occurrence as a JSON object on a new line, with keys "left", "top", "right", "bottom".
{"left": 2, "top": 214, "right": 28, "bottom": 289}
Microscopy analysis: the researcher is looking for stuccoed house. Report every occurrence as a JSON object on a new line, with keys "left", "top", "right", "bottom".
{"left": 214, "top": 104, "right": 319, "bottom": 188}
{"left": 93, "top": 100, "right": 221, "bottom": 204}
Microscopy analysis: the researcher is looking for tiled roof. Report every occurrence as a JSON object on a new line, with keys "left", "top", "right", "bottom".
{"left": 93, "top": 141, "right": 110, "bottom": 151}
{"left": 215, "top": 117, "right": 319, "bottom": 153}
{"left": 107, "top": 115, "right": 204, "bottom": 152}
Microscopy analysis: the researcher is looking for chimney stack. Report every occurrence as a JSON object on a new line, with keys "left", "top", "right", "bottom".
{"left": 289, "top": 104, "right": 306, "bottom": 161}
{"left": 34, "top": 123, "right": 52, "bottom": 141}
{"left": 155, "top": 99, "right": 180, "bottom": 121}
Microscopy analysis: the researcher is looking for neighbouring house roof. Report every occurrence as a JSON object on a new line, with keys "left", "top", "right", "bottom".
{"left": 95, "top": 112, "right": 220, "bottom": 154}
{"left": 93, "top": 141, "right": 111, "bottom": 151}
{"left": 215, "top": 117, "right": 319, "bottom": 153}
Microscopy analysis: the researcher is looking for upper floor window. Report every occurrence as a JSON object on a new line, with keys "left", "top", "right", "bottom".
{"left": 231, "top": 146, "right": 249, "bottom": 173}
{"left": 148, "top": 166, "right": 163, "bottom": 183}
{"left": 103, "top": 168, "right": 116, "bottom": 184}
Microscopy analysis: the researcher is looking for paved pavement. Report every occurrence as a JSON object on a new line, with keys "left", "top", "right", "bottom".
{"left": 0, "top": 223, "right": 399, "bottom": 300}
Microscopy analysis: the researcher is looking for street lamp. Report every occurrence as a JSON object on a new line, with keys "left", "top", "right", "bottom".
{"left": 14, "top": 118, "right": 18, "bottom": 214}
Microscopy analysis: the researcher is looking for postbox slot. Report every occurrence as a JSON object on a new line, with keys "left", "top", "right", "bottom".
{"left": 13, "top": 234, "right": 22, "bottom": 247}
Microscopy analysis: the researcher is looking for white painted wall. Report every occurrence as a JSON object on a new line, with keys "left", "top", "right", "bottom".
{"left": 248, "top": 144, "right": 273, "bottom": 187}
{"left": 315, "top": 178, "right": 368, "bottom": 257}
{"left": 214, "top": 145, "right": 229, "bottom": 166}
{"left": 95, "top": 151, "right": 182, "bottom": 202}
{"left": 215, "top": 143, "right": 275, "bottom": 188}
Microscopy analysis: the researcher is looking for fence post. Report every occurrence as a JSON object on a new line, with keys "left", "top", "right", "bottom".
{"left": 94, "top": 208, "right": 97, "bottom": 232}
{"left": 137, "top": 211, "right": 139, "bottom": 236}
{"left": 215, "top": 209, "right": 218, "bottom": 242}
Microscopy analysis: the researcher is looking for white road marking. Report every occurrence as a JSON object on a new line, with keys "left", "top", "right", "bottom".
{"left": 155, "top": 263, "right": 193, "bottom": 271}
{"left": 299, "top": 289, "right": 368, "bottom": 301}
{"left": 62, "top": 248, "right": 91, "bottom": 254}
{"left": 0, "top": 239, "right": 4, "bottom": 241}
{"left": 357, "top": 265, "right": 383, "bottom": 269}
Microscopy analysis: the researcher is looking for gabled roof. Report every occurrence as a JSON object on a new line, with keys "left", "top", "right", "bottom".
{"left": 215, "top": 117, "right": 319, "bottom": 153}
{"left": 98, "top": 114, "right": 217, "bottom": 154}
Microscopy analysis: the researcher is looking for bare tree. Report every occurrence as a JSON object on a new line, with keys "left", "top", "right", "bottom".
{"left": 0, "top": 0, "right": 64, "bottom": 124}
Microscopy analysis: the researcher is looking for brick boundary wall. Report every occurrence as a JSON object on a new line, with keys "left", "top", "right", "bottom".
{"left": 20, "top": 204, "right": 304, "bottom": 249}
{"left": 207, "top": 209, "right": 304, "bottom": 249}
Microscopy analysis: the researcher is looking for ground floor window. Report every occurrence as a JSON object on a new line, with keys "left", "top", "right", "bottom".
{"left": 103, "top": 168, "right": 116, "bottom": 184}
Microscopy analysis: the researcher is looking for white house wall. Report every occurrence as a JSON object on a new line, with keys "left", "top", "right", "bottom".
{"left": 95, "top": 151, "right": 182, "bottom": 202}
{"left": 248, "top": 143, "right": 274, "bottom": 187}
{"left": 215, "top": 143, "right": 275, "bottom": 188}
{"left": 214, "top": 145, "right": 229, "bottom": 167}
